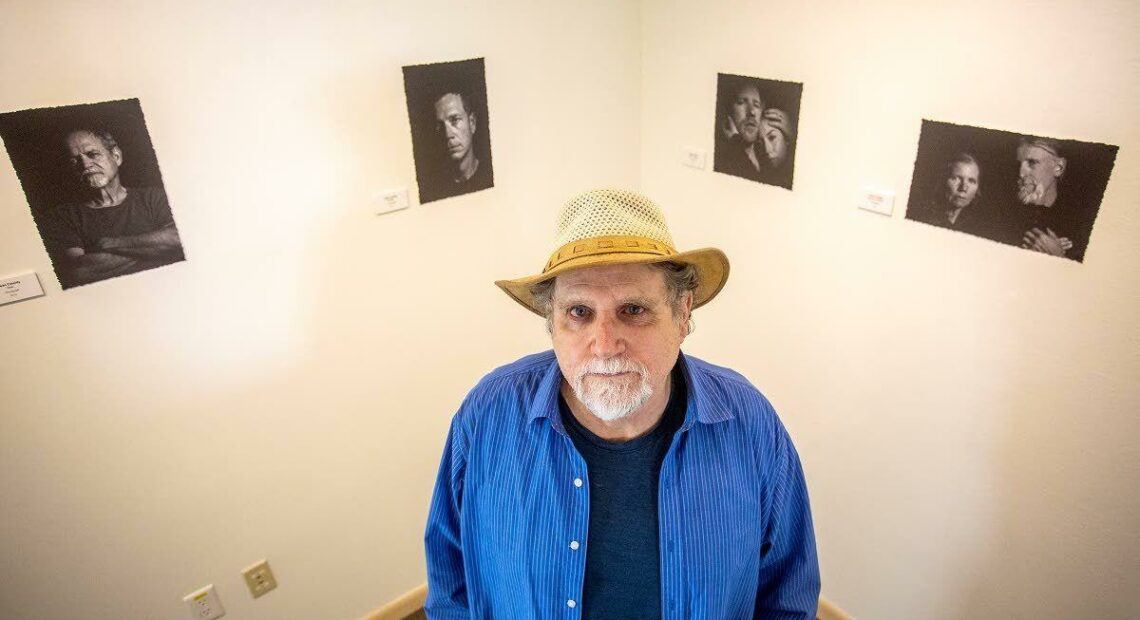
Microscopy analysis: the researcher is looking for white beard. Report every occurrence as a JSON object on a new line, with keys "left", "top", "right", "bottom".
{"left": 1017, "top": 177, "right": 1045, "bottom": 205}
{"left": 568, "top": 357, "right": 653, "bottom": 422}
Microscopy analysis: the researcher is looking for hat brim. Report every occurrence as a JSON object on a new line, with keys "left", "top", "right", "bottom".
{"left": 495, "top": 247, "right": 730, "bottom": 317}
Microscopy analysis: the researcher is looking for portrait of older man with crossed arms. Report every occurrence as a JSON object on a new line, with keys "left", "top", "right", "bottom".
{"left": 40, "top": 128, "right": 184, "bottom": 288}
{"left": 425, "top": 189, "right": 819, "bottom": 618}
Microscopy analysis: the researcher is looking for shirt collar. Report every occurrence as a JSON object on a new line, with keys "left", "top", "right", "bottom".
{"left": 526, "top": 350, "right": 735, "bottom": 432}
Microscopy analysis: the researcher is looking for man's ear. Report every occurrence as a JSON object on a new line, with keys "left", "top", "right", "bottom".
{"left": 1054, "top": 157, "right": 1067, "bottom": 177}
{"left": 111, "top": 147, "right": 123, "bottom": 166}
{"left": 679, "top": 291, "right": 695, "bottom": 337}
{"left": 469, "top": 112, "right": 477, "bottom": 136}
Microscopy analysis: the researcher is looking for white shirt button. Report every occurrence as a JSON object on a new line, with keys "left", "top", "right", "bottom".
{"left": 569, "top": 540, "right": 580, "bottom": 550}
{"left": 573, "top": 478, "right": 583, "bottom": 488}
{"left": 567, "top": 599, "right": 577, "bottom": 608}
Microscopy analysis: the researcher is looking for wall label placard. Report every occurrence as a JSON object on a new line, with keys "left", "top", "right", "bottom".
{"left": 0, "top": 272, "right": 45, "bottom": 306}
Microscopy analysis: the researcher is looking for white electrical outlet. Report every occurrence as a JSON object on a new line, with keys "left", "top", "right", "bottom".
{"left": 182, "top": 584, "right": 225, "bottom": 619}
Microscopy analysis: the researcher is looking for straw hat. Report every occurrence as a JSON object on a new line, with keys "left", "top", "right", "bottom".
{"left": 495, "top": 189, "right": 730, "bottom": 316}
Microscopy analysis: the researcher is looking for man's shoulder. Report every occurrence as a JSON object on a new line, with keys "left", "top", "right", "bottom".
{"left": 472, "top": 349, "right": 556, "bottom": 391}
{"left": 126, "top": 186, "right": 168, "bottom": 205}
{"left": 684, "top": 353, "right": 780, "bottom": 422}
{"left": 453, "top": 350, "right": 557, "bottom": 424}
{"left": 685, "top": 354, "right": 752, "bottom": 385}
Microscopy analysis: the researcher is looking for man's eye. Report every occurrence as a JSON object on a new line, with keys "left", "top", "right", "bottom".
{"left": 568, "top": 306, "right": 590, "bottom": 318}
{"left": 625, "top": 305, "right": 645, "bottom": 315}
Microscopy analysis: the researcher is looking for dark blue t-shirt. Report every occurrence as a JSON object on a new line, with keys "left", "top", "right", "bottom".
{"left": 560, "top": 361, "right": 686, "bottom": 619}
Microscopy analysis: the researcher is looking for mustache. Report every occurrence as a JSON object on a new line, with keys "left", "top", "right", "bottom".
{"left": 574, "top": 357, "right": 648, "bottom": 381}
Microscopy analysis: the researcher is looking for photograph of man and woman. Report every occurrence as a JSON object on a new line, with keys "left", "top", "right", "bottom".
{"left": 712, "top": 72, "right": 802, "bottom": 190}
{"left": 906, "top": 119, "right": 1117, "bottom": 263}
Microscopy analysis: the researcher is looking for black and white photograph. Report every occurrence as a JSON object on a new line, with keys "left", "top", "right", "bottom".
{"left": 403, "top": 57, "right": 494, "bottom": 204}
{"left": 712, "top": 72, "right": 802, "bottom": 190}
{"left": 905, "top": 120, "right": 1117, "bottom": 262}
{"left": 0, "top": 98, "right": 185, "bottom": 289}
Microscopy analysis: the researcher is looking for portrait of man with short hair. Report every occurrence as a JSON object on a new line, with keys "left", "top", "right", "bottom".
{"left": 0, "top": 98, "right": 185, "bottom": 289}
{"left": 712, "top": 73, "right": 802, "bottom": 190}
{"left": 905, "top": 120, "right": 1118, "bottom": 263}
{"left": 403, "top": 58, "right": 495, "bottom": 204}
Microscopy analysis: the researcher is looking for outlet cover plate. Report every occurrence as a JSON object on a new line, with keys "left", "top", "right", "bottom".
{"left": 242, "top": 559, "right": 278, "bottom": 599}
{"left": 182, "top": 584, "right": 225, "bottom": 619}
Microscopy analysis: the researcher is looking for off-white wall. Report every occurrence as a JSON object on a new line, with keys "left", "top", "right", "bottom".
{"left": 4, "top": 1, "right": 1139, "bottom": 619}
{"left": 641, "top": 1, "right": 1140, "bottom": 618}
{"left": 0, "top": 1, "right": 640, "bottom": 618}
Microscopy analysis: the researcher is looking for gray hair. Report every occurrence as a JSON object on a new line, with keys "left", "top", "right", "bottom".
{"left": 67, "top": 128, "right": 119, "bottom": 153}
{"left": 530, "top": 261, "right": 699, "bottom": 332}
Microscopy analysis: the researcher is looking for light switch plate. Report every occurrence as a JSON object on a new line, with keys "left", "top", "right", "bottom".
{"left": 858, "top": 188, "right": 895, "bottom": 216}
{"left": 682, "top": 147, "right": 707, "bottom": 170}
{"left": 373, "top": 187, "right": 410, "bottom": 215}
{"left": 182, "top": 584, "right": 225, "bottom": 619}
{"left": 0, "top": 272, "right": 45, "bottom": 307}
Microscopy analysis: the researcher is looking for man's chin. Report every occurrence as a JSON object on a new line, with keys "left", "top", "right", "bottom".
{"left": 581, "top": 396, "right": 641, "bottom": 422}
{"left": 579, "top": 385, "right": 652, "bottom": 420}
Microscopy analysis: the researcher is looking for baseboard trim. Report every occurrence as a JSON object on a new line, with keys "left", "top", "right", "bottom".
{"left": 363, "top": 583, "right": 853, "bottom": 620}
{"left": 818, "top": 595, "right": 856, "bottom": 620}
{"left": 362, "top": 583, "right": 428, "bottom": 620}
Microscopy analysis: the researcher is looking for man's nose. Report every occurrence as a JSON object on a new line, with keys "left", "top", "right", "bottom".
{"left": 589, "top": 315, "right": 625, "bottom": 359}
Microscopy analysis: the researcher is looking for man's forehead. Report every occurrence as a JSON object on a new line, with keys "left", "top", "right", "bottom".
{"left": 553, "top": 263, "right": 667, "bottom": 298}
{"left": 434, "top": 93, "right": 467, "bottom": 114}
{"left": 736, "top": 85, "right": 761, "bottom": 99}
{"left": 66, "top": 131, "right": 103, "bottom": 148}
{"left": 1018, "top": 144, "right": 1055, "bottom": 161}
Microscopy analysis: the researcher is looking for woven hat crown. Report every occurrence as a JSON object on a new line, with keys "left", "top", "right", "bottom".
{"left": 494, "top": 188, "right": 729, "bottom": 316}
{"left": 554, "top": 189, "right": 676, "bottom": 249}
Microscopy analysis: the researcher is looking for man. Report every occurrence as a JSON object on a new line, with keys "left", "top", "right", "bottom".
{"left": 40, "top": 128, "right": 184, "bottom": 288}
{"left": 715, "top": 82, "right": 765, "bottom": 179}
{"left": 714, "top": 81, "right": 793, "bottom": 189}
{"left": 1010, "top": 137, "right": 1083, "bottom": 260}
{"left": 431, "top": 90, "right": 492, "bottom": 198}
{"left": 425, "top": 189, "right": 819, "bottom": 618}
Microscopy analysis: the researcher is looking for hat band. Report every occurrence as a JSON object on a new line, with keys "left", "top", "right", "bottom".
{"left": 544, "top": 235, "right": 677, "bottom": 273}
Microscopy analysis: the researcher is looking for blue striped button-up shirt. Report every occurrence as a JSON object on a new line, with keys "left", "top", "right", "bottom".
{"left": 424, "top": 351, "right": 820, "bottom": 619}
